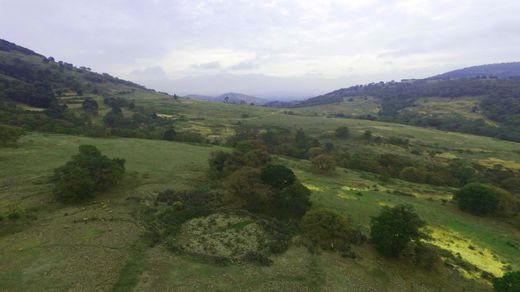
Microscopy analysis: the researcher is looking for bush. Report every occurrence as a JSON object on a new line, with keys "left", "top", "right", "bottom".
{"left": 493, "top": 271, "right": 520, "bottom": 292}
{"left": 271, "top": 183, "right": 311, "bottom": 221}
{"left": 311, "top": 154, "right": 336, "bottom": 173}
{"left": 52, "top": 145, "right": 125, "bottom": 202}
{"left": 399, "top": 167, "right": 427, "bottom": 184}
{"left": 0, "top": 125, "right": 24, "bottom": 146}
{"left": 370, "top": 205, "right": 425, "bottom": 257}
{"left": 225, "top": 167, "right": 272, "bottom": 212}
{"left": 162, "top": 128, "right": 177, "bottom": 141}
{"left": 301, "top": 208, "right": 352, "bottom": 250}
{"left": 261, "top": 165, "right": 296, "bottom": 189}
{"left": 453, "top": 183, "right": 500, "bottom": 216}
{"left": 335, "top": 126, "right": 350, "bottom": 139}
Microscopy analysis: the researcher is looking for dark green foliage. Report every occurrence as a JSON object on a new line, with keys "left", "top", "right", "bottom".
{"left": 493, "top": 271, "right": 520, "bottom": 292}
{"left": 454, "top": 183, "right": 500, "bottom": 216}
{"left": 82, "top": 97, "right": 98, "bottom": 114}
{"left": 261, "top": 165, "right": 296, "bottom": 189}
{"left": 311, "top": 154, "right": 336, "bottom": 172}
{"left": 335, "top": 126, "right": 350, "bottom": 139}
{"left": 270, "top": 183, "right": 311, "bottom": 221}
{"left": 301, "top": 208, "right": 353, "bottom": 251}
{"left": 162, "top": 128, "right": 177, "bottom": 141}
{"left": 225, "top": 167, "right": 271, "bottom": 213}
{"left": 208, "top": 146, "right": 271, "bottom": 177}
{"left": 52, "top": 145, "right": 125, "bottom": 202}
{"left": 370, "top": 205, "right": 425, "bottom": 257}
{"left": 144, "top": 189, "right": 220, "bottom": 244}
{"left": 0, "top": 124, "right": 23, "bottom": 146}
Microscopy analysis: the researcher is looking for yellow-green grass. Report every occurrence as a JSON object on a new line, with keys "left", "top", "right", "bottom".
{"left": 293, "top": 96, "right": 381, "bottom": 117}
{"left": 406, "top": 96, "right": 499, "bottom": 126}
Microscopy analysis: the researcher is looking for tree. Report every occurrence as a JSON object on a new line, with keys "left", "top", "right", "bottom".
{"left": 224, "top": 167, "right": 271, "bottom": 212}
{"left": 52, "top": 145, "right": 125, "bottom": 202}
{"left": 82, "top": 97, "right": 99, "bottom": 114}
{"left": 370, "top": 205, "right": 425, "bottom": 257}
{"left": 301, "top": 208, "right": 352, "bottom": 250}
{"left": 261, "top": 165, "right": 296, "bottom": 189}
{"left": 0, "top": 125, "right": 24, "bottom": 146}
{"left": 453, "top": 183, "right": 499, "bottom": 216}
{"left": 493, "top": 271, "right": 520, "bottom": 292}
{"left": 208, "top": 151, "right": 232, "bottom": 175}
{"left": 335, "top": 126, "right": 350, "bottom": 139}
{"left": 163, "top": 128, "right": 177, "bottom": 141}
{"left": 271, "top": 183, "right": 311, "bottom": 220}
{"left": 311, "top": 154, "right": 336, "bottom": 172}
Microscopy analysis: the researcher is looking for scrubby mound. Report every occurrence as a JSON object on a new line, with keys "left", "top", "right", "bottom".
{"left": 169, "top": 213, "right": 283, "bottom": 265}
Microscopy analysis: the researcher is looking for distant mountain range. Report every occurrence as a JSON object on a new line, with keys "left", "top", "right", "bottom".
{"left": 428, "top": 62, "right": 520, "bottom": 80}
{"left": 185, "top": 92, "right": 269, "bottom": 105}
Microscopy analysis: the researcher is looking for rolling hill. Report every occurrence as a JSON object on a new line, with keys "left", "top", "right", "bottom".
{"left": 288, "top": 64, "right": 520, "bottom": 142}
{"left": 1, "top": 39, "right": 520, "bottom": 291}
{"left": 429, "top": 62, "right": 520, "bottom": 80}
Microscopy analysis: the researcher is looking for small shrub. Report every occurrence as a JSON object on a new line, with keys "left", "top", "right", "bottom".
{"left": 335, "top": 126, "right": 350, "bottom": 139}
{"left": 0, "top": 125, "right": 24, "bottom": 146}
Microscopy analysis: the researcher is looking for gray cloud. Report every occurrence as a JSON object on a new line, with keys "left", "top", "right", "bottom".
{"left": 1, "top": 0, "right": 520, "bottom": 97}
{"left": 191, "top": 61, "right": 222, "bottom": 70}
{"left": 229, "top": 61, "right": 258, "bottom": 71}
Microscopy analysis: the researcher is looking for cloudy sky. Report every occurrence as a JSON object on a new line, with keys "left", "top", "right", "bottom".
{"left": 2, "top": 0, "right": 520, "bottom": 98}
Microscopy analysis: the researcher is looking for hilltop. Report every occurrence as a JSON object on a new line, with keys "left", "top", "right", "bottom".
{"left": 429, "top": 62, "right": 520, "bottom": 80}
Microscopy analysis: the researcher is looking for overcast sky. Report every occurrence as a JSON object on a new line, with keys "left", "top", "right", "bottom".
{"left": 2, "top": 0, "right": 520, "bottom": 99}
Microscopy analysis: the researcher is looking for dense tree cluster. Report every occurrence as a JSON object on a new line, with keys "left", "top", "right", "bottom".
{"left": 209, "top": 144, "right": 311, "bottom": 221}
{"left": 52, "top": 145, "right": 125, "bottom": 202}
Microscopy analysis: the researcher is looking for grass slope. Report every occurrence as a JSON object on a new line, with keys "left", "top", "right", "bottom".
{"left": 1, "top": 132, "right": 519, "bottom": 290}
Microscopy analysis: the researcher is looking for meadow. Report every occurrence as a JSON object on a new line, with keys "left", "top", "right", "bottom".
{"left": 1, "top": 128, "right": 519, "bottom": 290}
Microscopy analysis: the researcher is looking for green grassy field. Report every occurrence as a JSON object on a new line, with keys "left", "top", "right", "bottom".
{"left": 1, "top": 130, "right": 519, "bottom": 291}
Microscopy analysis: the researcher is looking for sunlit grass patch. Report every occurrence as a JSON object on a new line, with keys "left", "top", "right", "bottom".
{"left": 425, "top": 227, "right": 508, "bottom": 278}
{"left": 479, "top": 158, "right": 520, "bottom": 170}
{"left": 435, "top": 152, "right": 458, "bottom": 160}
{"left": 303, "top": 183, "right": 323, "bottom": 192}
{"left": 377, "top": 201, "right": 394, "bottom": 208}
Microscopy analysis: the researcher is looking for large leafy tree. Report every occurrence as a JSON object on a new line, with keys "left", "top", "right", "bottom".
{"left": 370, "top": 205, "right": 425, "bottom": 257}
{"left": 271, "top": 183, "right": 311, "bottom": 221}
{"left": 301, "top": 208, "right": 352, "bottom": 250}
{"left": 261, "top": 165, "right": 296, "bottom": 189}
{"left": 52, "top": 145, "right": 125, "bottom": 202}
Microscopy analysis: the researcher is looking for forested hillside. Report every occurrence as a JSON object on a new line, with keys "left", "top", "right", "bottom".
{"left": 293, "top": 75, "right": 520, "bottom": 142}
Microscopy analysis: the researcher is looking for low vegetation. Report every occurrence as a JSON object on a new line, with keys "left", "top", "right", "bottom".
{"left": 51, "top": 145, "right": 125, "bottom": 202}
